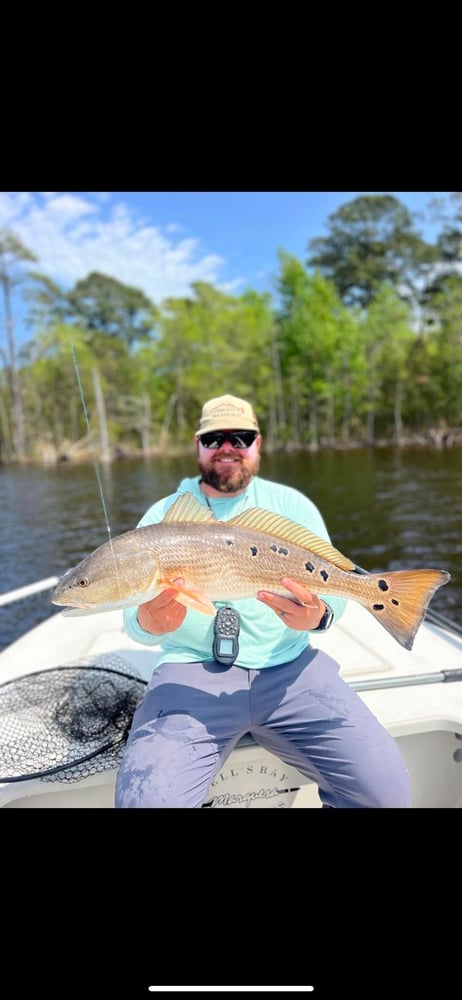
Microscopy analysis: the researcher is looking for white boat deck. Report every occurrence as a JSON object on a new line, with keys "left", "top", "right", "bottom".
{"left": 2, "top": 603, "right": 460, "bottom": 735}
{"left": 1, "top": 602, "right": 461, "bottom": 807}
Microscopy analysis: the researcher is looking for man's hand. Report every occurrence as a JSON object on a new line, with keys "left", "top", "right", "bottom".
{"left": 257, "top": 576, "right": 327, "bottom": 631}
{"left": 137, "top": 578, "right": 187, "bottom": 634}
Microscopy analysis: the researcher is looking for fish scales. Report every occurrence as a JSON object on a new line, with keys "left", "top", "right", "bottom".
{"left": 151, "top": 522, "right": 358, "bottom": 600}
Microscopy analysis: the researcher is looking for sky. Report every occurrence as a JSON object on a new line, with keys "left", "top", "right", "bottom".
{"left": 0, "top": 191, "right": 452, "bottom": 345}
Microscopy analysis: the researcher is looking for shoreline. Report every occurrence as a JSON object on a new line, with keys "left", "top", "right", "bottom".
{"left": 2, "top": 431, "right": 461, "bottom": 466}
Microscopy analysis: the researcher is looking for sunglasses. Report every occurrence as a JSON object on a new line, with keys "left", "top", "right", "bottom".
{"left": 198, "top": 430, "right": 258, "bottom": 450}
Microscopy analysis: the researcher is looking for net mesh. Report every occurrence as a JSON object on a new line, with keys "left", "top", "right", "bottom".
{"left": 0, "top": 654, "right": 147, "bottom": 783}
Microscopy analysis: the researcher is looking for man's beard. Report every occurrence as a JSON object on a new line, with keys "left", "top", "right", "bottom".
{"left": 199, "top": 453, "right": 260, "bottom": 493}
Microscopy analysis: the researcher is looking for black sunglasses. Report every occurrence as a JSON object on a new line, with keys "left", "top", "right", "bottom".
{"left": 199, "top": 430, "right": 258, "bottom": 450}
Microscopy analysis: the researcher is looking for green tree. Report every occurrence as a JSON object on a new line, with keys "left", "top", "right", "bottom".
{"left": 21, "top": 325, "right": 98, "bottom": 450}
{"left": 23, "top": 273, "right": 71, "bottom": 329}
{"left": 426, "top": 276, "right": 462, "bottom": 428}
{"left": 361, "top": 284, "right": 415, "bottom": 444}
{"left": 276, "top": 252, "right": 360, "bottom": 447}
{"left": 0, "top": 229, "right": 38, "bottom": 460}
{"left": 420, "top": 193, "right": 462, "bottom": 322}
{"left": 307, "top": 195, "right": 437, "bottom": 312}
{"left": 147, "top": 283, "right": 275, "bottom": 446}
{"left": 66, "top": 271, "right": 156, "bottom": 350}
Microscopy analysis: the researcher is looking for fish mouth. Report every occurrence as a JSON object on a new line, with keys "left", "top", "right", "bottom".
{"left": 52, "top": 596, "right": 94, "bottom": 612}
{"left": 51, "top": 593, "right": 86, "bottom": 608}
{"left": 59, "top": 606, "right": 117, "bottom": 617}
{"left": 51, "top": 590, "right": 66, "bottom": 605}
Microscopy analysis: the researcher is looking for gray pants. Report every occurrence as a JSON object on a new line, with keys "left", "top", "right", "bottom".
{"left": 115, "top": 646, "right": 412, "bottom": 808}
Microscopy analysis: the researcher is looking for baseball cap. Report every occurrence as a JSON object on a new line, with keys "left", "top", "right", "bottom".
{"left": 196, "top": 394, "right": 259, "bottom": 435}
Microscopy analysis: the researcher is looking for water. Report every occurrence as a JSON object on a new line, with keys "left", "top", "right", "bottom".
{"left": 1, "top": 447, "right": 461, "bottom": 653}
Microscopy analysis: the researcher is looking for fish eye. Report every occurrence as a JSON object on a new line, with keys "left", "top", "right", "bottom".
{"left": 77, "top": 577, "right": 89, "bottom": 588}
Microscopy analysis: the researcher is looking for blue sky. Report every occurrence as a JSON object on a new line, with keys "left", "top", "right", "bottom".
{"left": 0, "top": 191, "right": 451, "bottom": 345}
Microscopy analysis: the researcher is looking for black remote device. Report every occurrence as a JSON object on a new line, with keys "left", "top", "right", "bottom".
{"left": 213, "top": 606, "right": 240, "bottom": 666}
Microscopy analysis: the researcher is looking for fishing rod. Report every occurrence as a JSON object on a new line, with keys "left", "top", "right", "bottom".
{"left": 350, "top": 668, "right": 462, "bottom": 692}
{"left": 71, "top": 348, "right": 124, "bottom": 602}
{"left": 72, "top": 347, "right": 113, "bottom": 545}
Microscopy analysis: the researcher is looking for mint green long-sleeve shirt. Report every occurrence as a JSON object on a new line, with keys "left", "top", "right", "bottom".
{"left": 123, "top": 475, "right": 346, "bottom": 670}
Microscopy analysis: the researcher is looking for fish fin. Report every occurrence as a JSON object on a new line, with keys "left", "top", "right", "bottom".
{"left": 158, "top": 579, "right": 216, "bottom": 615}
{"left": 162, "top": 493, "right": 215, "bottom": 523}
{"left": 361, "top": 569, "right": 450, "bottom": 649}
{"left": 227, "top": 508, "right": 356, "bottom": 571}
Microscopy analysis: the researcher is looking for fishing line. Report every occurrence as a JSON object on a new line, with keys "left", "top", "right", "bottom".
{"left": 71, "top": 347, "right": 123, "bottom": 600}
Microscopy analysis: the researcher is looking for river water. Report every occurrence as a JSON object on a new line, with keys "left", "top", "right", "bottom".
{"left": 1, "top": 447, "right": 461, "bottom": 653}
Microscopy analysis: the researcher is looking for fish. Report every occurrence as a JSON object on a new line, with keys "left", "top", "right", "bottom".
{"left": 51, "top": 492, "right": 450, "bottom": 650}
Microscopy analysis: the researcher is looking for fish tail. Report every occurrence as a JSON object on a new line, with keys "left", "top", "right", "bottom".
{"left": 360, "top": 568, "right": 450, "bottom": 650}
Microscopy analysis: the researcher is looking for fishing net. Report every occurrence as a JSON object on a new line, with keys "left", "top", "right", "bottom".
{"left": 0, "top": 654, "right": 147, "bottom": 783}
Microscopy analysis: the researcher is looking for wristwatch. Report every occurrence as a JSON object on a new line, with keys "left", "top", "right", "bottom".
{"left": 312, "top": 602, "right": 334, "bottom": 632}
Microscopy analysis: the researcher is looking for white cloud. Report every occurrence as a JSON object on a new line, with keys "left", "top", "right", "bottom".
{"left": 0, "top": 192, "right": 237, "bottom": 304}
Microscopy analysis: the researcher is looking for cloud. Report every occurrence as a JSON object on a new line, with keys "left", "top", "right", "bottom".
{"left": 0, "top": 192, "right": 234, "bottom": 304}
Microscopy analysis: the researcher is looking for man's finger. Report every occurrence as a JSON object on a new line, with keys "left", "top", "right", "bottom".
{"left": 280, "top": 577, "right": 317, "bottom": 603}
{"left": 141, "top": 579, "right": 185, "bottom": 609}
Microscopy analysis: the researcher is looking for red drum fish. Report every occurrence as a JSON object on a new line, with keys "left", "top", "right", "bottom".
{"left": 51, "top": 492, "right": 450, "bottom": 650}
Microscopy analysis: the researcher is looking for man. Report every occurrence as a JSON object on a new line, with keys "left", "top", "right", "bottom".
{"left": 116, "top": 394, "right": 411, "bottom": 808}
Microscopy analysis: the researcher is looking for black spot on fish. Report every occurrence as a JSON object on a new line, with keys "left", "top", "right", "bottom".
{"left": 305, "top": 562, "right": 315, "bottom": 573}
{"left": 392, "top": 598, "right": 399, "bottom": 606}
{"left": 378, "top": 579, "right": 389, "bottom": 591}
{"left": 250, "top": 545, "right": 257, "bottom": 556}
{"left": 373, "top": 604, "right": 384, "bottom": 611}
{"left": 320, "top": 570, "right": 329, "bottom": 582}
{"left": 271, "top": 544, "right": 278, "bottom": 552}
{"left": 226, "top": 539, "right": 233, "bottom": 546}
{"left": 278, "top": 547, "right": 288, "bottom": 556}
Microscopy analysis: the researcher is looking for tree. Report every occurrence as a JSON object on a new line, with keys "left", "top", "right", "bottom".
{"left": 19, "top": 324, "right": 94, "bottom": 454}
{"left": 66, "top": 271, "right": 156, "bottom": 350}
{"left": 361, "top": 284, "right": 415, "bottom": 444}
{"left": 275, "top": 251, "right": 362, "bottom": 447}
{"left": 306, "top": 195, "right": 438, "bottom": 312}
{"left": 426, "top": 276, "right": 462, "bottom": 427}
{"left": 0, "top": 229, "right": 38, "bottom": 460}
{"left": 141, "top": 282, "right": 276, "bottom": 447}
{"left": 23, "top": 272, "right": 71, "bottom": 329}
{"left": 420, "top": 193, "right": 462, "bottom": 322}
